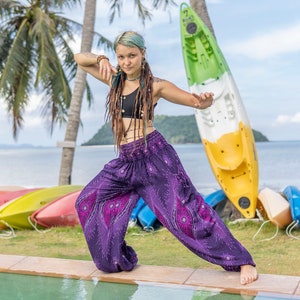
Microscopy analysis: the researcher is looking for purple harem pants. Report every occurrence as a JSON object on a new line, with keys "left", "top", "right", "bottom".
{"left": 75, "top": 130, "right": 255, "bottom": 273}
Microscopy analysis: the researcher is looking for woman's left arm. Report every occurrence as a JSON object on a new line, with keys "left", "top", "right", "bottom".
{"left": 155, "top": 78, "right": 214, "bottom": 109}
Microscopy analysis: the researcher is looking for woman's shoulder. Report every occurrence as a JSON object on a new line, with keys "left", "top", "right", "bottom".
{"left": 152, "top": 77, "right": 164, "bottom": 96}
{"left": 152, "top": 77, "right": 169, "bottom": 91}
{"left": 153, "top": 76, "right": 165, "bottom": 83}
{"left": 152, "top": 77, "right": 175, "bottom": 102}
{"left": 152, "top": 77, "right": 175, "bottom": 92}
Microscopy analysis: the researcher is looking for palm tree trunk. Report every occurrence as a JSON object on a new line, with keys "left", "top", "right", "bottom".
{"left": 190, "top": 0, "right": 216, "bottom": 39}
{"left": 58, "top": 0, "right": 96, "bottom": 185}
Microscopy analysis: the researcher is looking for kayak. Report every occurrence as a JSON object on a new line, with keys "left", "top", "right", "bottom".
{"left": 282, "top": 185, "right": 300, "bottom": 223}
{"left": 204, "top": 189, "right": 227, "bottom": 207}
{"left": 30, "top": 190, "right": 82, "bottom": 229}
{"left": 137, "top": 204, "right": 158, "bottom": 231}
{"left": 0, "top": 188, "right": 41, "bottom": 208}
{"left": 282, "top": 185, "right": 300, "bottom": 238}
{"left": 257, "top": 187, "right": 292, "bottom": 229}
{"left": 0, "top": 185, "right": 83, "bottom": 230}
{"left": 180, "top": 2, "right": 259, "bottom": 218}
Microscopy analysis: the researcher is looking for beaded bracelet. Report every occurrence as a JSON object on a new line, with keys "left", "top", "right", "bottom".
{"left": 96, "top": 55, "right": 109, "bottom": 65}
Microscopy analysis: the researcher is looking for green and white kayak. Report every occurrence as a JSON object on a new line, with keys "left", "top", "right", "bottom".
{"left": 180, "top": 3, "right": 259, "bottom": 218}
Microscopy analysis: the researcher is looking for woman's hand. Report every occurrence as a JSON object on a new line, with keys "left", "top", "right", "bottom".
{"left": 74, "top": 52, "right": 117, "bottom": 85}
{"left": 192, "top": 92, "right": 214, "bottom": 109}
{"left": 98, "top": 58, "right": 118, "bottom": 82}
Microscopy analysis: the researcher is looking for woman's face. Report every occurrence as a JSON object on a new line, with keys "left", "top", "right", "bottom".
{"left": 115, "top": 44, "right": 144, "bottom": 78}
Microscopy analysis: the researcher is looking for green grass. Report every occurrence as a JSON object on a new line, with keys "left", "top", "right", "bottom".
{"left": 0, "top": 221, "right": 299, "bottom": 276}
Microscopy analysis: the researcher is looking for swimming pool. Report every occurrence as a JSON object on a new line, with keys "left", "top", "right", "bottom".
{"left": 0, "top": 273, "right": 296, "bottom": 300}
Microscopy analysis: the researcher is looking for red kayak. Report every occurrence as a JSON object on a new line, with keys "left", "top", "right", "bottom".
{"left": 30, "top": 190, "right": 82, "bottom": 228}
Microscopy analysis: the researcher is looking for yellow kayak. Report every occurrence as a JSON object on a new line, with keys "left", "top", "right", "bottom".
{"left": 0, "top": 185, "right": 83, "bottom": 230}
{"left": 202, "top": 123, "right": 258, "bottom": 218}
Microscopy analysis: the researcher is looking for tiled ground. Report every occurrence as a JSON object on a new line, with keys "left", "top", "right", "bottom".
{"left": 0, "top": 254, "right": 300, "bottom": 298}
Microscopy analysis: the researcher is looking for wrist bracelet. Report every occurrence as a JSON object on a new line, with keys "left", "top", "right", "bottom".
{"left": 96, "top": 55, "right": 109, "bottom": 65}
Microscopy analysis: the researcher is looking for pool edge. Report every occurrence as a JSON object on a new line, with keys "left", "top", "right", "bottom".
{"left": 0, "top": 254, "right": 299, "bottom": 298}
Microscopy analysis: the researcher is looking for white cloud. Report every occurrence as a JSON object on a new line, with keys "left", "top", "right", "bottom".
{"left": 23, "top": 115, "right": 44, "bottom": 128}
{"left": 224, "top": 22, "right": 300, "bottom": 60}
{"left": 274, "top": 112, "right": 300, "bottom": 124}
{"left": 291, "top": 113, "right": 300, "bottom": 123}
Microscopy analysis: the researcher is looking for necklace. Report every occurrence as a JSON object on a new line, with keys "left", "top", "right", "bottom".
{"left": 126, "top": 75, "right": 141, "bottom": 81}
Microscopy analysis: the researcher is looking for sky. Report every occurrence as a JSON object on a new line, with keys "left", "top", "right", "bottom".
{"left": 1, "top": 0, "right": 300, "bottom": 146}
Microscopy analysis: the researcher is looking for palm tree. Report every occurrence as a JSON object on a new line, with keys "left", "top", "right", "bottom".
{"left": 58, "top": 0, "right": 98, "bottom": 185}
{"left": 0, "top": 0, "right": 82, "bottom": 138}
{"left": 58, "top": 0, "right": 177, "bottom": 185}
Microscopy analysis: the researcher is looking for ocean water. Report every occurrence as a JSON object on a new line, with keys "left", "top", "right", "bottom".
{"left": 0, "top": 141, "right": 299, "bottom": 194}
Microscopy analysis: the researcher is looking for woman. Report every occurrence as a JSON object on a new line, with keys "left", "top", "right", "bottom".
{"left": 75, "top": 31, "right": 258, "bottom": 285}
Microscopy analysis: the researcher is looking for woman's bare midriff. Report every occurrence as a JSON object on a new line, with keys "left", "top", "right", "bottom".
{"left": 120, "top": 118, "right": 155, "bottom": 145}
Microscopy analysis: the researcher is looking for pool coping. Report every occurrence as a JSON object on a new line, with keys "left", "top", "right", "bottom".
{"left": 0, "top": 254, "right": 300, "bottom": 298}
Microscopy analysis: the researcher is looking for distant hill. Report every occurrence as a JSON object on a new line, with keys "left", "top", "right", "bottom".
{"left": 82, "top": 114, "right": 269, "bottom": 146}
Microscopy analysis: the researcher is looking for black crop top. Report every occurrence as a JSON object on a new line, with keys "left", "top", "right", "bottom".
{"left": 121, "top": 88, "right": 157, "bottom": 119}
{"left": 121, "top": 88, "right": 142, "bottom": 119}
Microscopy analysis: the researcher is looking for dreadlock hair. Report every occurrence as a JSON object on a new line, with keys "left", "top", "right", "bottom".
{"left": 105, "top": 31, "right": 154, "bottom": 150}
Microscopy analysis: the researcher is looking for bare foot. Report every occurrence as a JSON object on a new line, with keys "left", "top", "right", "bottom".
{"left": 240, "top": 265, "right": 258, "bottom": 285}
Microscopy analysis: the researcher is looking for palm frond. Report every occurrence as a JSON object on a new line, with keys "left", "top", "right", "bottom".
{"left": 54, "top": 33, "right": 78, "bottom": 79}
{"left": 0, "top": 19, "right": 33, "bottom": 96}
{"left": 0, "top": 28, "right": 13, "bottom": 69}
{"left": 36, "top": 0, "right": 82, "bottom": 11}
{"left": 0, "top": 18, "right": 34, "bottom": 137}
{"left": 53, "top": 0, "right": 82, "bottom": 10}
{"left": 85, "top": 81, "right": 93, "bottom": 109}
{"left": 35, "top": 33, "right": 72, "bottom": 133}
{"left": 152, "top": 0, "right": 177, "bottom": 10}
{"left": 0, "top": 0, "right": 21, "bottom": 17}
{"left": 0, "top": 0, "right": 80, "bottom": 138}
{"left": 134, "top": 0, "right": 152, "bottom": 25}
{"left": 104, "top": 0, "right": 176, "bottom": 26}
{"left": 51, "top": 14, "right": 83, "bottom": 79}
{"left": 31, "top": 8, "right": 57, "bottom": 85}
{"left": 95, "top": 33, "right": 113, "bottom": 52}
{"left": 105, "top": 0, "right": 122, "bottom": 24}
{"left": 0, "top": 0, "right": 114, "bottom": 139}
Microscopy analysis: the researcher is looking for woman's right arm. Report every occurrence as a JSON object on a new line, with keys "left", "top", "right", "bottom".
{"left": 74, "top": 52, "right": 116, "bottom": 86}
